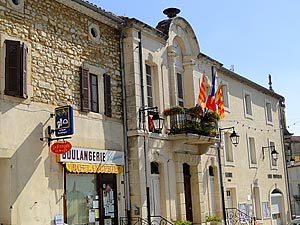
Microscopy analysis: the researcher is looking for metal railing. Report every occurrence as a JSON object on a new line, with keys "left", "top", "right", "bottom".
{"left": 225, "top": 208, "right": 255, "bottom": 225}
{"left": 167, "top": 109, "right": 217, "bottom": 136}
{"left": 120, "top": 216, "right": 173, "bottom": 225}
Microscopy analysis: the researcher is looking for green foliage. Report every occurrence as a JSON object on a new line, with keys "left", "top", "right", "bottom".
{"left": 205, "top": 216, "right": 222, "bottom": 222}
{"left": 174, "top": 220, "right": 193, "bottom": 225}
{"left": 163, "top": 106, "right": 184, "bottom": 116}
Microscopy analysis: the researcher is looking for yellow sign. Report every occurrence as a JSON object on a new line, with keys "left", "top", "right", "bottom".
{"left": 66, "top": 163, "right": 122, "bottom": 174}
{"left": 295, "top": 155, "right": 300, "bottom": 162}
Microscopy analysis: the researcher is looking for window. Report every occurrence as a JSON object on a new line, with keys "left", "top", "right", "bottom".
{"left": 248, "top": 137, "right": 257, "bottom": 165}
{"left": 66, "top": 173, "right": 118, "bottom": 225}
{"left": 5, "top": 40, "right": 28, "bottom": 98}
{"left": 265, "top": 101, "right": 273, "bottom": 123}
{"left": 262, "top": 202, "right": 271, "bottom": 219}
{"left": 80, "top": 67, "right": 111, "bottom": 116}
{"left": 244, "top": 91, "right": 252, "bottom": 117}
{"left": 90, "top": 74, "right": 99, "bottom": 113}
{"left": 253, "top": 187, "right": 262, "bottom": 220}
{"left": 270, "top": 141, "right": 277, "bottom": 168}
{"left": 224, "top": 132, "right": 234, "bottom": 163}
{"left": 177, "top": 73, "right": 184, "bottom": 107}
{"left": 222, "top": 84, "right": 229, "bottom": 108}
{"left": 146, "top": 64, "right": 153, "bottom": 107}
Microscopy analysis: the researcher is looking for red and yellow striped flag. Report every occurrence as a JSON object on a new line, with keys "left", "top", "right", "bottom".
{"left": 215, "top": 84, "right": 225, "bottom": 118}
{"left": 197, "top": 75, "right": 206, "bottom": 109}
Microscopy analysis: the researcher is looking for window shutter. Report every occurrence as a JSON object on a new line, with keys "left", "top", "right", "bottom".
{"left": 21, "top": 43, "right": 28, "bottom": 98}
{"left": 103, "top": 73, "right": 112, "bottom": 117}
{"left": 5, "top": 40, "right": 21, "bottom": 97}
{"left": 80, "top": 67, "right": 91, "bottom": 112}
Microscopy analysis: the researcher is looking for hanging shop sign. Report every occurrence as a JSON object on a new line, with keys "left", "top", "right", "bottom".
{"left": 51, "top": 141, "right": 72, "bottom": 154}
{"left": 59, "top": 147, "right": 124, "bottom": 165}
{"left": 55, "top": 105, "right": 74, "bottom": 137}
{"left": 65, "top": 162, "right": 123, "bottom": 174}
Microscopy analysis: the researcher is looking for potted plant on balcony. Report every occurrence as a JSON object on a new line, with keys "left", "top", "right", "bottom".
{"left": 175, "top": 220, "right": 192, "bottom": 225}
{"left": 163, "top": 105, "right": 184, "bottom": 116}
{"left": 205, "top": 215, "right": 222, "bottom": 225}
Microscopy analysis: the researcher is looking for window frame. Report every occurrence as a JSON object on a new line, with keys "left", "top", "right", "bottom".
{"left": 222, "top": 83, "right": 230, "bottom": 109}
{"left": 243, "top": 90, "right": 253, "bottom": 119}
{"left": 4, "top": 39, "right": 28, "bottom": 99}
{"left": 247, "top": 135, "right": 258, "bottom": 168}
{"left": 265, "top": 99, "right": 273, "bottom": 125}
{"left": 224, "top": 131, "right": 235, "bottom": 166}
{"left": 269, "top": 141, "right": 278, "bottom": 169}
{"left": 176, "top": 72, "right": 184, "bottom": 107}
{"left": 80, "top": 65, "right": 109, "bottom": 116}
{"left": 145, "top": 64, "right": 154, "bottom": 107}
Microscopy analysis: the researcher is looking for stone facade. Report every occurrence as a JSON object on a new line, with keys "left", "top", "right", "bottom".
{"left": 0, "top": 0, "right": 122, "bottom": 116}
{"left": 0, "top": 1, "right": 125, "bottom": 225}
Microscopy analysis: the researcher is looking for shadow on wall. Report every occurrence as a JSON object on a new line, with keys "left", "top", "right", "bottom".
{"left": 10, "top": 122, "right": 44, "bottom": 206}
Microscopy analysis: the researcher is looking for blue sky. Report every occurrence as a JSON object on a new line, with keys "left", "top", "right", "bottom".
{"left": 90, "top": 0, "right": 300, "bottom": 135}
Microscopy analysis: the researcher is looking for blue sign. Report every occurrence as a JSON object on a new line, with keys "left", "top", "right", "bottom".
{"left": 55, "top": 105, "right": 74, "bottom": 137}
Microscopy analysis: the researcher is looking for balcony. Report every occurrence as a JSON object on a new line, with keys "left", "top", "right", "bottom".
{"left": 163, "top": 106, "right": 219, "bottom": 146}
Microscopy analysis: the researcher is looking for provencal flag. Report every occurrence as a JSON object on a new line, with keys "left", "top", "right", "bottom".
{"left": 197, "top": 75, "right": 206, "bottom": 109}
{"left": 206, "top": 68, "right": 216, "bottom": 112}
{"left": 215, "top": 84, "right": 225, "bottom": 118}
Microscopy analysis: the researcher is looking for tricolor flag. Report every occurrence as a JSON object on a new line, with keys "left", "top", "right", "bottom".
{"left": 206, "top": 68, "right": 216, "bottom": 112}
{"left": 197, "top": 74, "right": 206, "bottom": 109}
{"left": 215, "top": 84, "right": 225, "bottom": 118}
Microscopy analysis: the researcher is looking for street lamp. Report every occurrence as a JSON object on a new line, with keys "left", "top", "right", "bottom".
{"left": 139, "top": 106, "right": 164, "bottom": 133}
{"left": 218, "top": 126, "right": 239, "bottom": 225}
{"left": 262, "top": 146, "right": 279, "bottom": 160}
{"left": 290, "top": 157, "right": 295, "bottom": 166}
{"left": 138, "top": 106, "right": 164, "bottom": 225}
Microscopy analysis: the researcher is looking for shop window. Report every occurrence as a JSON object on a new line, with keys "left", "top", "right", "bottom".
{"left": 65, "top": 173, "right": 118, "bottom": 225}
{"left": 5, "top": 40, "right": 28, "bottom": 98}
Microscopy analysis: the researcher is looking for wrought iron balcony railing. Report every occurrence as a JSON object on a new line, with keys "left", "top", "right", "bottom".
{"left": 163, "top": 106, "right": 219, "bottom": 137}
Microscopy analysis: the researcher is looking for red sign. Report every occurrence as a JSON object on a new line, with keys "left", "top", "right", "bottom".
{"left": 51, "top": 141, "right": 72, "bottom": 154}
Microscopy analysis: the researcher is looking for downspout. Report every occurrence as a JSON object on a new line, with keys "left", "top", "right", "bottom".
{"left": 120, "top": 22, "right": 131, "bottom": 222}
{"left": 138, "top": 30, "right": 151, "bottom": 224}
{"left": 279, "top": 98, "right": 292, "bottom": 222}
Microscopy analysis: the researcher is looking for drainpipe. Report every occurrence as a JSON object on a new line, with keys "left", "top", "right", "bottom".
{"left": 120, "top": 22, "right": 131, "bottom": 223}
{"left": 279, "top": 98, "right": 292, "bottom": 222}
{"left": 138, "top": 30, "right": 151, "bottom": 225}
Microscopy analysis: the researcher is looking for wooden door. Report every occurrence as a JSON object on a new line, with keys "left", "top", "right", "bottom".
{"left": 183, "top": 163, "right": 193, "bottom": 222}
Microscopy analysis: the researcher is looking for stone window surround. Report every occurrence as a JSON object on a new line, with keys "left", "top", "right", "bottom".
{"left": 0, "top": 35, "right": 32, "bottom": 103}
{"left": 81, "top": 63, "right": 105, "bottom": 118}
{"left": 7, "top": 0, "right": 25, "bottom": 11}
{"left": 88, "top": 22, "right": 100, "bottom": 43}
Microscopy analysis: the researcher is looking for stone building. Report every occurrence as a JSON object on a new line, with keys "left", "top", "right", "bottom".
{"left": 0, "top": 0, "right": 126, "bottom": 224}
{"left": 122, "top": 7, "right": 289, "bottom": 225}
{"left": 286, "top": 136, "right": 300, "bottom": 218}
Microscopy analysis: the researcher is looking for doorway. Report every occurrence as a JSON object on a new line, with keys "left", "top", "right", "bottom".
{"left": 183, "top": 163, "right": 193, "bottom": 222}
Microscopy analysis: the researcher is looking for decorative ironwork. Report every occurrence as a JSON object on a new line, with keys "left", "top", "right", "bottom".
{"left": 293, "top": 195, "right": 300, "bottom": 204}
{"left": 120, "top": 216, "right": 173, "bottom": 225}
{"left": 225, "top": 208, "right": 255, "bottom": 225}
{"left": 165, "top": 107, "right": 218, "bottom": 136}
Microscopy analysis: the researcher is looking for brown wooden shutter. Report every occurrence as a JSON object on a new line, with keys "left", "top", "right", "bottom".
{"left": 21, "top": 43, "right": 28, "bottom": 98}
{"left": 103, "top": 73, "right": 112, "bottom": 117}
{"left": 80, "top": 67, "right": 91, "bottom": 112}
{"left": 5, "top": 40, "right": 21, "bottom": 97}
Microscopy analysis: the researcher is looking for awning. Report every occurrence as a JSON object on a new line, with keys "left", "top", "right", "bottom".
{"left": 65, "top": 162, "right": 122, "bottom": 174}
